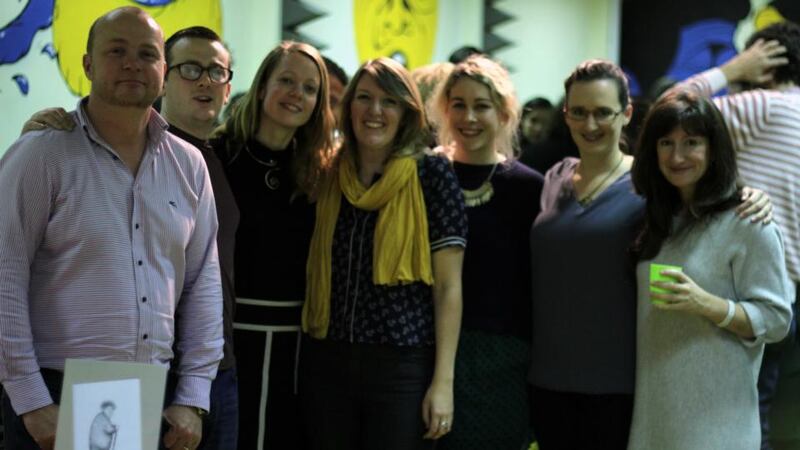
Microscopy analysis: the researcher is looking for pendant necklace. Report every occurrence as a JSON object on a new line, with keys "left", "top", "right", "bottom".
{"left": 577, "top": 154, "right": 624, "bottom": 206}
{"left": 244, "top": 144, "right": 281, "bottom": 190}
{"left": 461, "top": 162, "right": 499, "bottom": 208}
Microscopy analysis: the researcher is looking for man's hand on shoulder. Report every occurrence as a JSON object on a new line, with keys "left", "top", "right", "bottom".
{"left": 21, "top": 107, "right": 75, "bottom": 136}
{"left": 163, "top": 404, "right": 203, "bottom": 450}
{"left": 21, "top": 404, "right": 58, "bottom": 450}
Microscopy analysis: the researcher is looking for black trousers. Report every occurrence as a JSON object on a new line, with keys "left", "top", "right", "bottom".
{"left": 530, "top": 385, "right": 633, "bottom": 450}
{"left": 758, "top": 284, "right": 799, "bottom": 450}
{"left": 3, "top": 368, "right": 179, "bottom": 450}
{"left": 299, "top": 337, "right": 435, "bottom": 450}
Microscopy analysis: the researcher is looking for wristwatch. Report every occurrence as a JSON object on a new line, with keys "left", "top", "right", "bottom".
{"left": 193, "top": 407, "right": 208, "bottom": 417}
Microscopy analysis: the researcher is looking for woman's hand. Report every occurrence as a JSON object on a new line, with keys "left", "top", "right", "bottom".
{"left": 421, "top": 378, "right": 454, "bottom": 439}
{"left": 737, "top": 186, "right": 772, "bottom": 224}
{"left": 650, "top": 269, "right": 718, "bottom": 316}
{"left": 21, "top": 107, "right": 74, "bottom": 135}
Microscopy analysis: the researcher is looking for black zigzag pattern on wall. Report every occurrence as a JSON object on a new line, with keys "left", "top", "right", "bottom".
{"left": 282, "top": 0, "right": 328, "bottom": 49}
{"left": 483, "top": 0, "right": 513, "bottom": 55}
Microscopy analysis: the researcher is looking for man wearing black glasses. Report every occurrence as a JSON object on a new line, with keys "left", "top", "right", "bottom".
{"left": 161, "top": 26, "right": 241, "bottom": 450}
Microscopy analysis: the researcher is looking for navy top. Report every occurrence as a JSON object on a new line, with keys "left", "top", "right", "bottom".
{"left": 454, "top": 160, "right": 543, "bottom": 339}
{"left": 528, "top": 157, "right": 645, "bottom": 394}
{"left": 216, "top": 137, "right": 315, "bottom": 328}
{"left": 327, "top": 154, "right": 468, "bottom": 347}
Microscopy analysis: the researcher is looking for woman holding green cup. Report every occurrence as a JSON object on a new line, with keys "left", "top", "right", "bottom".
{"left": 628, "top": 90, "right": 794, "bottom": 449}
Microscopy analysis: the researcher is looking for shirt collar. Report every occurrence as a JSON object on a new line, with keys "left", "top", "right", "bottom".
{"left": 76, "top": 97, "right": 170, "bottom": 154}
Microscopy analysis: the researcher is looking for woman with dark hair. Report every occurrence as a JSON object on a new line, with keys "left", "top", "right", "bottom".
{"left": 213, "top": 40, "right": 335, "bottom": 449}
{"left": 527, "top": 60, "right": 772, "bottom": 450}
{"left": 300, "top": 57, "right": 467, "bottom": 450}
{"left": 627, "top": 91, "right": 793, "bottom": 449}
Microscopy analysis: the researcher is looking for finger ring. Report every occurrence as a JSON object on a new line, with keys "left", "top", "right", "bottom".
{"left": 440, "top": 420, "right": 449, "bottom": 427}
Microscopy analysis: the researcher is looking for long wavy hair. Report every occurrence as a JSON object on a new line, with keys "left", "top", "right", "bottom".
{"left": 338, "top": 57, "right": 428, "bottom": 161}
{"left": 429, "top": 54, "right": 520, "bottom": 159}
{"left": 631, "top": 90, "right": 741, "bottom": 260}
{"left": 216, "top": 41, "right": 335, "bottom": 197}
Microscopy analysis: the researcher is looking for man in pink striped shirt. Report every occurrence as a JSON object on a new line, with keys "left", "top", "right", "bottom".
{"left": 674, "top": 21, "right": 800, "bottom": 450}
{"left": 0, "top": 7, "right": 223, "bottom": 450}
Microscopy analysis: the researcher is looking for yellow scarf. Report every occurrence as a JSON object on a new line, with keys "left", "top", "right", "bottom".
{"left": 302, "top": 153, "right": 433, "bottom": 338}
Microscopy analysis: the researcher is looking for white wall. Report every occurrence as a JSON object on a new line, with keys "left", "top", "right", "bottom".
{"left": 495, "top": 0, "right": 621, "bottom": 105}
{"left": 0, "top": 0, "right": 619, "bottom": 153}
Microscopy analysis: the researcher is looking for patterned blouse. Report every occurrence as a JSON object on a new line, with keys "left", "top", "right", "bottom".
{"left": 326, "top": 154, "right": 468, "bottom": 347}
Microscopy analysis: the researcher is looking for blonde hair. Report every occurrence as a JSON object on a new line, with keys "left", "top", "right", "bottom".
{"left": 215, "top": 41, "right": 335, "bottom": 197}
{"left": 429, "top": 55, "right": 520, "bottom": 159}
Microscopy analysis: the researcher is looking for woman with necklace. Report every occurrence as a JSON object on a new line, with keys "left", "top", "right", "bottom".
{"left": 528, "top": 60, "right": 772, "bottom": 450}
{"left": 427, "top": 54, "right": 543, "bottom": 450}
{"left": 213, "top": 41, "right": 335, "bottom": 450}
{"left": 527, "top": 59, "right": 644, "bottom": 450}
{"left": 300, "top": 57, "right": 467, "bottom": 450}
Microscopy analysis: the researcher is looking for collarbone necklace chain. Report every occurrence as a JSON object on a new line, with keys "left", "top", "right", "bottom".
{"left": 577, "top": 154, "right": 623, "bottom": 206}
{"left": 461, "top": 162, "right": 500, "bottom": 208}
{"left": 244, "top": 143, "right": 285, "bottom": 190}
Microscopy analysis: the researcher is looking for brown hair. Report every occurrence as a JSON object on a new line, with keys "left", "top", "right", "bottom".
{"left": 339, "top": 57, "right": 427, "bottom": 159}
{"left": 216, "top": 41, "right": 335, "bottom": 197}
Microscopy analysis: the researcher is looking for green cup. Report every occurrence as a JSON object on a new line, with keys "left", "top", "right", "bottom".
{"left": 649, "top": 264, "right": 683, "bottom": 305}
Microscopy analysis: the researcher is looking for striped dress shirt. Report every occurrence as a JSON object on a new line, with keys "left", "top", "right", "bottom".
{"left": 676, "top": 68, "right": 800, "bottom": 283}
{"left": 0, "top": 100, "right": 224, "bottom": 415}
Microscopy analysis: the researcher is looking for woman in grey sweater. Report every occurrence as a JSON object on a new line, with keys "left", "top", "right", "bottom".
{"left": 628, "top": 90, "right": 794, "bottom": 450}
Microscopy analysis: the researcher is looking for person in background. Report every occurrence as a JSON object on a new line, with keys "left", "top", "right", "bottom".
{"left": 20, "top": 25, "right": 241, "bottom": 450}
{"left": 300, "top": 57, "right": 467, "bottom": 450}
{"left": 628, "top": 90, "right": 793, "bottom": 450}
{"left": 518, "top": 97, "right": 579, "bottom": 175}
{"left": 428, "top": 54, "right": 543, "bottom": 450}
{"left": 669, "top": 22, "right": 800, "bottom": 449}
{"left": 449, "top": 45, "right": 483, "bottom": 64}
{"left": 411, "top": 61, "right": 455, "bottom": 146}
{"left": 214, "top": 40, "right": 335, "bottom": 450}
{"left": 323, "top": 55, "right": 349, "bottom": 127}
{"left": 520, "top": 97, "right": 554, "bottom": 145}
{"left": 0, "top": 7, "right": 223, "bottom": 450}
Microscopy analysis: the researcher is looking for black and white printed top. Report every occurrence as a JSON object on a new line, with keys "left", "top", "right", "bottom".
{"left": 326, "top": 154, "right": 468, "bottom": 347}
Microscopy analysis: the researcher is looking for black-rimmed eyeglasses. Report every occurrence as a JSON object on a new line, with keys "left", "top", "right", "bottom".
{"left": 168, "top": 63, "right": 233, "bottom": 84}
{"left": 564, "top": 107, "right": 623, "bottom": 125}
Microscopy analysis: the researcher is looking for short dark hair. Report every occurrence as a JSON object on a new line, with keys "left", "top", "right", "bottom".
{"left": 448, "top": 46, "right": 483, "bottom": 64}
{"left": 164, "top": 26, "right": 228, "bottom": 67}
{"left": 631, "top": 90, "right": 740, "bottom": 260}
{"left": 101, "top": 401, "right": 116, "bottom": 409}
{"left": 323, "top": 56, "right": 349, "bottom": 87}
{"left": 746, "top": 21, "right": 800, "bottom": 86}
{"left": 564, "top": 59, "right": 630, "bottom": 109}
{"left": 523, "top": 97, "right": 553, "bottom": 112}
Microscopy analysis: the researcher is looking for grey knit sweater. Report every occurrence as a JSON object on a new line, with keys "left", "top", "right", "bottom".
{"left": 628, "top": 210, "right": 794, "bottom": 450}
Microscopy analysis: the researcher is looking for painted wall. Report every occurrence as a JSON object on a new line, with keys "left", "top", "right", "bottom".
{"left": 0, "top": 0, "right": 617, "bottom": 154}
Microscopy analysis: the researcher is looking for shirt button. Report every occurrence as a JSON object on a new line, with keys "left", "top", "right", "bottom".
{"left": 143, "top": 334, "right": 148, "bottom": 340}
{"left": 137, "top": 260, "right": 143, "bottom": 266}
{"left": 141, "top": 297, "right": 147, "bottom": 303}
{"left": 135, "top": 223, "right": 140, "bottom": 230}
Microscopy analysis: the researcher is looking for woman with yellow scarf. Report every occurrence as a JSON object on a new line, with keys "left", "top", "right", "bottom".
{"left": 300, "top": 57, "right": 467, "bottom": 450}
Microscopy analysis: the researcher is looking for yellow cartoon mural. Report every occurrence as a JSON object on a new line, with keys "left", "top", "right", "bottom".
{"left": 353, "top": 0, "right": 437, "bottom": 68}
{"left": 53, "top": 0, "right": 222, "bottom": 95}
